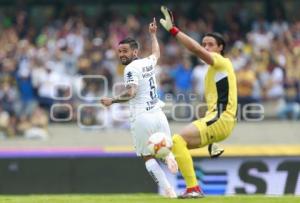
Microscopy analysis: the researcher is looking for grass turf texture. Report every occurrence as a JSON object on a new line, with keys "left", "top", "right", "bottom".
{"left": 0, "top": 194, "right": 299, "bottom": 203}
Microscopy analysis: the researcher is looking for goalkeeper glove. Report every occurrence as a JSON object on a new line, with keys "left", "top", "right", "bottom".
{"left": 160, "top": 6, "right": 180, "bottom": 37}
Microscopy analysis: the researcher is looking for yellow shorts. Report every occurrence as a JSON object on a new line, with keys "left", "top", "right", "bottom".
{"left": 192, "top": 112, "right": 236, "bottom": 147}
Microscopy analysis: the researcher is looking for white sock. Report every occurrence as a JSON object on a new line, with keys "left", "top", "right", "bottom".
{"left": 145, "top": 158, "right": 171, "bottom": 190}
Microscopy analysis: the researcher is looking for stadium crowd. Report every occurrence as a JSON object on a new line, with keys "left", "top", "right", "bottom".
{"left": 0, "top": 3, "right": 300, "bottom": 138}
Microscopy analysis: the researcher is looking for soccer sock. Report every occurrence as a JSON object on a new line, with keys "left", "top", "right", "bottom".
{"left": 145, "top": 158, "right": 171, "bottom": 190}
{"left": 172, "top": 134, "right": 198, "bottom": 188}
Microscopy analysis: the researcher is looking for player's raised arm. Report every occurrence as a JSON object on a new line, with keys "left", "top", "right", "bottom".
{"left": 159, "top": 6, "right": 213, "bottom": 65}
{"left": 149, "top": 17, "right": 160, "bottom": 59}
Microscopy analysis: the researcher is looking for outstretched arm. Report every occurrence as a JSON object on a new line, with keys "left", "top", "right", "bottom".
{"left": 149, "top": 17, "right": 160, "bottom": 59}
{"left": 160, "top": 6, "right": 213, "bottom": 65}
{"left": 175, "top": 32, "right": 213, "bottom": 65}
{"left": 112, "top": 84, "right": 137, "bottom": 103}
{"left": 100, "top": 84, "right": 137, "bottom": 107}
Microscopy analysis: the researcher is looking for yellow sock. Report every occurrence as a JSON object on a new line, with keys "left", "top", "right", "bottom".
{"left": 172, "top": 134, "right": 198, "bottom": 188}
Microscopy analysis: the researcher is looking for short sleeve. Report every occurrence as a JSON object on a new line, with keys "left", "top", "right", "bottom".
{"left": 211, "top": 52, "right": 226, "bottom": 69}
{"left": 124, "top": 66, "right": 139, "bottom": 86}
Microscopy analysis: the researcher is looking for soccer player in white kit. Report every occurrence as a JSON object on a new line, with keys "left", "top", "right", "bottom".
{"left": 101, "top": 18, "right": 178, "bottom": 198}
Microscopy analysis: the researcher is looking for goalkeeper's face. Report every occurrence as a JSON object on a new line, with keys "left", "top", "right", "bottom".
{"left": 118, "top": 44, "right": 138, "bottom": 65}
{"left": 202, "top": 36, "right": 223, "bottom": 54}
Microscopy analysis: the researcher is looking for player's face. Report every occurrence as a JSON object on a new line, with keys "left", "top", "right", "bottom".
{"left": 202, "top": 36, "right": 223, "bottom": 54}
{"left": 118, "top": 44, "right": 137, "bottom": 65}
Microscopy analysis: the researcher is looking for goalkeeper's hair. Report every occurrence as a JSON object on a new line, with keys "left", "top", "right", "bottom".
{"left": 119, "top": 37, "right": 139, "bottom": 50}
{"left": 203, "top": 32, "right": 226, "bottom": 55}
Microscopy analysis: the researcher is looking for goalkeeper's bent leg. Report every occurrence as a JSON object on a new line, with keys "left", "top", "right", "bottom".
{"left": 172, "top": 134, "right": 198, "bottom": 188}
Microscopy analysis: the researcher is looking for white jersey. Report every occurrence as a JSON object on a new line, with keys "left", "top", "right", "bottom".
{"left": 124, "top": 55, "right": 164, "bottom": 117}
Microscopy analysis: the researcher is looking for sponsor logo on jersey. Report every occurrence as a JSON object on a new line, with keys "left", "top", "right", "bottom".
{"left": 126, "top": 71, "right": 134, "bottom": 82}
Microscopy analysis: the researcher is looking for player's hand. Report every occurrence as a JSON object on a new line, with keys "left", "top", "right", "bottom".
{"left": 160, "top": 6, "right": 175, "bottom": 31}
{"left": 160, "top": 6, "right": 180, "bottom": 36}
{"left": 100, "top": 97, "right": 113, "bottom": 107}
{"left": 149, "top": 17, "right": 157, "bottom": 34}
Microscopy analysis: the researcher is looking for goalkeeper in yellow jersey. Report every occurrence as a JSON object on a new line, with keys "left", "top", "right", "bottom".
{"left": 159, "top": 6, "right": 238, "bottom": 198}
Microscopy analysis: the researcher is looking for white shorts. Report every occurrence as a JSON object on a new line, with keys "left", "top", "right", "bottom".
{"left": 130, "top": 109, "right": 171, "bottom": 157}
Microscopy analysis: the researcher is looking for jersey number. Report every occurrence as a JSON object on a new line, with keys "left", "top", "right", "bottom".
{"left": 149, "top": 77, "right": 157, "bottom": 99}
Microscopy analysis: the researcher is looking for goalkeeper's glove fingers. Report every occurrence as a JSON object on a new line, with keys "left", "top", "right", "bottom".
{"left": 160, "top": 5, "right": 180, "bottom": 36}
{"left": 160, "top": 6, "right": 173, "bottom": 31}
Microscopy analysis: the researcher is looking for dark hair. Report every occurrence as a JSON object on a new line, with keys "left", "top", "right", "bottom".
{"left": 203, "top": 32, "right": 226, "bottom": 55}
{"left": 119, "top": 37, "right": 139, "bottom": 50}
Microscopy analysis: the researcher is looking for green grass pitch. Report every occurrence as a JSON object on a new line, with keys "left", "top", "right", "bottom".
{"left": 0, "top": 194, "right": 299, "bottom": 203}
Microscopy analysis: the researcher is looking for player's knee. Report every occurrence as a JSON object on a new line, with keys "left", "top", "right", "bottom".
{"left": 179, "top": 124, "right": 202, "bottom": 149}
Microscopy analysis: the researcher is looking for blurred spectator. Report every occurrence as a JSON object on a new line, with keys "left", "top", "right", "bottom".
{"left": 270, "top": 13, "right": 289, "bottom": 38}
{"left": 277, "top": 56, "right": 300, "bottom": 120}
{"left": 260, "top": 59, "right": 284, "bottom": 101}
{"left": 248, "top": 23, "right": 274, "bottom": 53}
{"left": 16, "top": 115, "right": 31, "bottom": 136}
{"left": 0, "top": 77, "right": 19, "bottom": 114}
{"left": 63, "top": 47, "right": 78, "bottom": 75}
{"left": 170, "top": 58, "right": 193, "bottom": 119}
{"left": 0, "top": 106, "right": 14, "bottom": 138}
{"left": 192, "top": 61, "right": 207, "bottom": 102}
{"left": 171, "top": 58, "right": 193, "bottom": 103}
{"left": 19, "top": 107, "right": 49, "bottom": 139}
{"left": 66, "top": 26, "right": 85, "bottom": 58}
{"left": 14, "top": 10, "right": 29, "bottom": 39}
{"left": 229, "top": 41, "right": 249, "bottom": 71}
{"left": 252, "top": 15, "right": 270, "bottom": 33}
{"left": 157, "top": 65, "right": 175, "bottom": 100}
{"left": 236, "top": 60, "right": 260, "bottom": 119}
{"left": 25, "top": 107, "right": 49, "bottom": 139}
{"left": 277, "top": 79, "right": 300, "bottom": 120}
{"left": 15, "top": 46, "right": 38, "bottom": 117}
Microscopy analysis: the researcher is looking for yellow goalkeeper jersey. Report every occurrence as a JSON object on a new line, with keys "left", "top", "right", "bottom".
{"left": 204, "top": 52, "right": 237, "bottom": 118}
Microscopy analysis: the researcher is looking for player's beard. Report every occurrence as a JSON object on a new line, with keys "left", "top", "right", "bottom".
{"left": 120, "top": 56, "right": 132, "bottom": 65}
